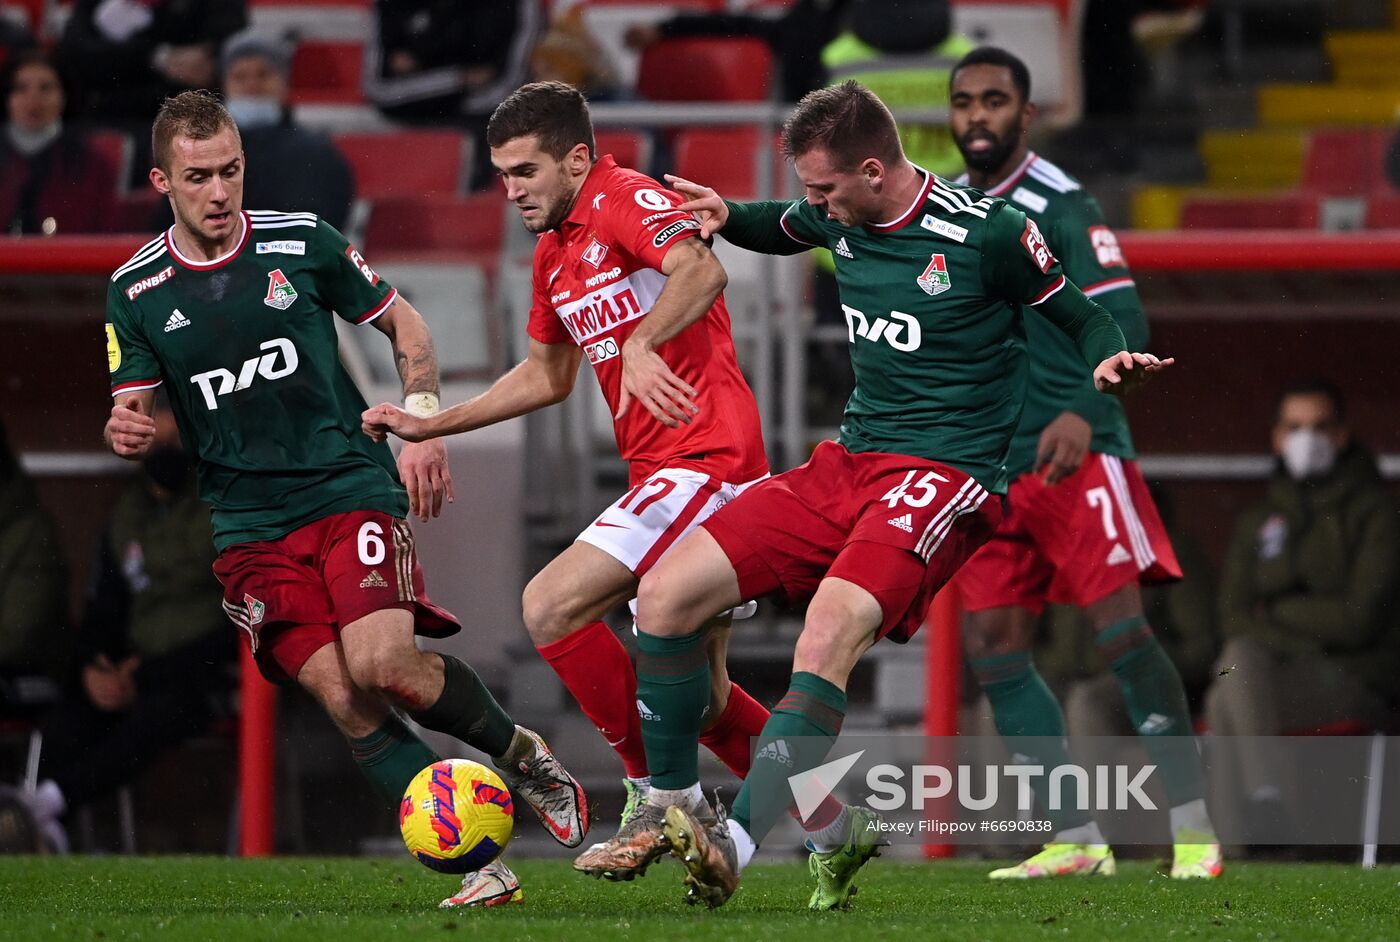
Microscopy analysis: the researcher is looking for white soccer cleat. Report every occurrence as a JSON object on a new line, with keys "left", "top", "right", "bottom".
{"left": 439, "top": 859, "right": 523, "bottom": 908}
{"left": 494, "top": 727, "right": 589, "bottom": 848}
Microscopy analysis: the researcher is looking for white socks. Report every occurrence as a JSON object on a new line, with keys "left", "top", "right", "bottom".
{"left": 806, "top": 804, "right": 852, "bottom": 853}
{"left": 1170, "top": 798, "right": 1216, "bottom": 838}
{"left": 726, "top": 818, "right": 757, "bottom": 870}
{"left": 648, "top": 783, "right": 703, "bottom": 810}
{"left": 1054, "top": 820, "right": 1106, "bottom": 847}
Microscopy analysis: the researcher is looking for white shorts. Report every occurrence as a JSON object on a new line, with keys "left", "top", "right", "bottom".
{"left": 576, "top": 466, "right": 766, "bottom": 620}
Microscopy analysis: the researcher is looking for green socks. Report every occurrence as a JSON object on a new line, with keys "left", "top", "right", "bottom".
{"left": 970, "top": 651, "right": 1091, "bottom": 832}
{"left": 1097, "top": 616, "right": 1203, "bottom": 806}
{"left": 409, "top": 653, "right": 516, "bottom": 758}
{"left": 732, "top": 672, "right": 846, "bottom": 844}
{"left": 635, "top": 631, "right": 711, "bottom": 790}
{"left": 349, "top": 714, "right": 441, "bottom": 804}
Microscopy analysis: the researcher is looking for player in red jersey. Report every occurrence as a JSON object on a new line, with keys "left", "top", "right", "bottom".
{"left": 362, "top": 81, "right": 845, "bottom": 879}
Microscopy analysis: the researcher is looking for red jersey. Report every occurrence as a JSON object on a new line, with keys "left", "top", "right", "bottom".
{"left": 527, "top": 155, "right": 768, "bottom": 486}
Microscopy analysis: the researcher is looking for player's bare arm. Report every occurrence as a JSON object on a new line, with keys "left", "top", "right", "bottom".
{"left": 363, "top": 339, "right": 582, "bottom": 442}
{"left": 616, "top": 238, "right": 725, "bottom": 428}
{"left": 664, "top": 174, "right": 730, "bottom": 239}
{"left": 371, "top": 296, "right": 454, "bottom": 521}
{"left": 1093, "top": 350, "right": 1174, "bottom": 395}
{"left": 104, "top": 388, "right": 158, "bottom": 459}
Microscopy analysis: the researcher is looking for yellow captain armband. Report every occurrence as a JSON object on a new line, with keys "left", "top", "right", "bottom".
{"left": 404, "top": 392, "right": 440, "bottom": 417}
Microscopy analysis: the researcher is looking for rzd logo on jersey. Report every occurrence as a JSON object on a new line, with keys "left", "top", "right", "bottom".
{"left": 264, "top": 269, "right": 298, "bottom": 310}
{"left": 917, "top": 254, "right": 952, "bottom": 296}
{"left": 189, "top": 338, "right": 299, "bottom": 410}
{"left": 842, "top": 305, "right": 922, "bottom": 352}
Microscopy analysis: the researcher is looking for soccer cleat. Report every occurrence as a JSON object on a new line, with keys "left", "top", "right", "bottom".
{"left": 807, "top": 807, "right": 886, "bottom": 911}
{"left": 1170, "top": 830, "right": 1223, "bottom": 879}
{"left": 574, "top": 795, "right": 717, "bottom": 880}
{"left": 494, "top": 727, "right": 589, "bottom": 848}
{"left": 988, "top": 842, "right": 1117, "bottom": 879}
{"left": 439, "top": 860, "right": 524, "bottom": 908}
{"left": 665, "top": 804, "right": 740, "bottom": 909}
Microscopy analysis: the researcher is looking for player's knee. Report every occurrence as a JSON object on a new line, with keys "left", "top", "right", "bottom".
{"left": 344, "top": 645, "right": 430, "bottom": 707}
{"left": 301, "top": 669, "right": 365, "bottom": 730}
{"left": 635, "top": 569, "right": 694, "bottom": 638}
{"left": 961, "top": 610, "right": 1032, "bottom": 659}
{"left": 793, "top": 608, "right": 871, "bottom": 683}
{"left": 520, "top": 577, "right": 575, "bottom": 644}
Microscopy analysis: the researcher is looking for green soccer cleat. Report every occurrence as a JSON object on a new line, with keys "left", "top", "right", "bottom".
{"left": 988, "top": 842, "right": 1116, "bottom": 879}
{"left": 618, "top": 778, "right": 647, "bottom": 828}
{"left": 807, "top": 806, "right": 886, "bottom": 911}
{"left": 1170, "top": 829, "right": 1223, "bottom": 879}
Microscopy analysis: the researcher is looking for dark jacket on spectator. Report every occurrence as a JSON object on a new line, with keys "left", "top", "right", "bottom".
{"left": 0, "top": 440, "right": 68, "bottom": 679}
{"left": 0, "top": 126, "right": 118, "bottom": 234}
{"left": 1220, "top": 444, "right": 1400, "bottom": 700}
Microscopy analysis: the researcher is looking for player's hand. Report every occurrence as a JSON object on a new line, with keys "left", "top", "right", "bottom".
{"left": 1035, "top": 411, "right": 1092, "bottom": 485}
{"left": 397, "top": 438, "right": 454, "bottom": 521}
{"left": 361, "top": 403, "right": 432, "bottom": 444}
{"left": 617, "top": 338, "right": 698, "bottom": 427}
{"left": 1094, "top": 351, "right": 1174, "bottom": 396}
{"left": 105, "top": 396, "right": 157, "bottom": 458}
{"left": 664, "top": 174, "right": 730, "bottom": 239}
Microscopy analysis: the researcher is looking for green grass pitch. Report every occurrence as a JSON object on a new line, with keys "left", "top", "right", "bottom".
{"left": 1, "top": 857, "right": 1395, "bottom": 941}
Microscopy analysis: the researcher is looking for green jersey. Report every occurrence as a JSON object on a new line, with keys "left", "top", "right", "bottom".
{"left": 105, "top": 210, "right": 408, "bottom": 551}
{"left": 961, "top": 152, "right": 1147, "bottom": 476}
{"left": 722, "top": 170, "right": 1126, "bottom": 493}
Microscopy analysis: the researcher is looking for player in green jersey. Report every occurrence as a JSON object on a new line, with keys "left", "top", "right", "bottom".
{"left": 948, "top": 47, "right": 1221, "bottom": 880}
{"left": 612, "top": 81, "right": 1171, "bottom": 910}
{"left": 101, "top": 91, "right": 587, "bottom": 906}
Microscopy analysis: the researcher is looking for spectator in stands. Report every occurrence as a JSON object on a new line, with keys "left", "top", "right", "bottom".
{"left": 530, "top": 2, "right": 620, "bottom": 100}
{"left": 56, "top": 0, "right": 246, "bottom": 123}
{"left": 0, "top": 419, "right": 69, "bottom": 720}
{"left": 624, "top": 0, "right": 851, "bottom": 102}
{"left": 220, "top": 30, "right": 353, "bottom": 231}
{"left": 0, "top": 48, "right": 119, "bottom": 235}
{"left": 27, "top": 406, "right": 233, "bottom": 852}
{"left": 821, "top": 0, "right": 972, "bottom": 178}
{"left": 1205, "top": 379, "right": 1399, "bottom": 837}
{"left": 0, "top": 6, "right": 35, "bottom": 74}
{"left": 364, "top": 0, "right": 541, "bottom": 189}
{"left": 1061, "top": 484, "right": 1220, "bottom": 735}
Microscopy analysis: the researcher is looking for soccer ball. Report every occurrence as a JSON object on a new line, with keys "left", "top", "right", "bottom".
{"left": 399, "top": 759, "right": 514, "bottom": 873}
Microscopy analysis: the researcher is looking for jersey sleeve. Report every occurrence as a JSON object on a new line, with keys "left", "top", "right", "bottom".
{"left": 1047, "top": 193, "right": 1148, "bottom": 350}
{"left": 105, "top": 281, "right": 162, "bottom": 397}
{"left": 526, "top": 240, "right": 573, "bottom": 346}
{"left": 599, "top": 180, "right": 707, "bottom": 271}
{"left": 721, "top": 199, "right": 826, "bottom": 255}
{"left": 982, "top": 202, "right": 1125, "bottom": 370}
{"left": 310, "top": 219, "right": 398, "bottom": 325}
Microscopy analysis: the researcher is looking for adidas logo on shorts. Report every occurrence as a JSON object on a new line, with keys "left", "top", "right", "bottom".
{"left": 1106, "top": 543, "right": 1132, "bottom": 566}
{"left": 360, "top": 569, "right": 389, "bottom": 589}
{"left": 887, "top": 513, "right": 914, "bottom": 533}
{"left": 756, "top": 739, "right": 794, "bottom": 767}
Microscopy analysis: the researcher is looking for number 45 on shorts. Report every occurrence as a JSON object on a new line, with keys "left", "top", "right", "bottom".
{"left": 881, "top": 470, "right": 950, "bottom": 509}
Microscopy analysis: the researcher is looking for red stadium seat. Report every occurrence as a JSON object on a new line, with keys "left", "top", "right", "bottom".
{"left": 637, "top": 37, "right": 773, "bottom": 102}
{"left": 364, "top": 193, "right": 506, "bottom": 261}
{"left": 673, "top": 127, "right": 790, "bottom": 200}
{"left": 1300, "top": 129, "right": 1388, "bottom": 195}
{"left": 332, "top": 130, "right": 467, "bottom": 199}
{"left": 1179, "top": 194, "right": 1319, "bottom": 229}
{"left": 594, "top": 130, "right": 651, "bottom": 174}
{"left": 1364, "top": 192, "right": 1400, "bottom": 228}
{"left": 290, "top": 41, "right": 364, "bottom": 105}
{"left": 86, "top": 130, "right": 132, "bottom": 196}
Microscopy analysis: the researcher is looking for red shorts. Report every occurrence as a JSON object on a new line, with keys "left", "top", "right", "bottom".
{"left": 955, "top": 453, "right": 1181, "bottom": 613}
{"left": 701, "top": 440, "right": 1003, "bottom": 643}
{"left": 213, "top": 510, "right": 460, "bottom": 682}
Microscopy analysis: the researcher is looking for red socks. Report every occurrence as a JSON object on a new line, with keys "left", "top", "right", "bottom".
{"left": 537, "top": 620, "right": 649, "bottom": 779}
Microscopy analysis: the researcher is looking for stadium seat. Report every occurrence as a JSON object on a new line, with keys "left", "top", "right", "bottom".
{"left": 673, "top": 127, "right": 791, "bottom": 200}
{"left": 363, "top": 193, "right": 505, "bottom": 261}
{"left": 1301, "top": 129, "right": 1389, "bottom": 196}
{"left": 637, "top": 37, "right": 773, "bottom": 102}
{"left": 86, "top": 130, "right": 132, "bottom": 196}
{"left": 1179, "top": 194, "right": 1319, "bottom": 229}
{"left": 594, "top": 130, "right": 652, "bottom": 175}
{"left": 290, "top": 41, "right": 364, "bottom": 105}
{"left": 1364, "top": 192, "right": 1400, "bottom": 228}
{"left": 332, "top": 130, "right": 468, "bottom": 199}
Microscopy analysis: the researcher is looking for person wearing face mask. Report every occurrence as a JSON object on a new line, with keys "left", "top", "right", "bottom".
{"left": 1204, "top": 379, "right": 1399, "bottom": 850}
{"left": 216, "top": 29, "right": 353, "bottom": 231}
{"left": 26, "top": 405, "right": 234, "bottom": 852}
{"left": 0, "top": 48, "right": 119, "bottom": 235}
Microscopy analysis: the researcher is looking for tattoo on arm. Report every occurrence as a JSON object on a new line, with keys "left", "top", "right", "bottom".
{"left": 395, "top": 338, "right": 440, "bottom": 397}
